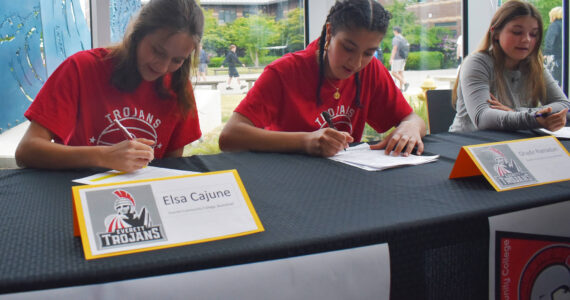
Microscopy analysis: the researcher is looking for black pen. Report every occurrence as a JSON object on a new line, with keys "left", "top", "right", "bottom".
{"left": 321, "top": 111, "right": 347, "bottom": 151}
{"left": 321, "top": 111, "right": 336, "bottom": 129}
{"left": 534, "top": 112, "right": 549, "bottom": 118}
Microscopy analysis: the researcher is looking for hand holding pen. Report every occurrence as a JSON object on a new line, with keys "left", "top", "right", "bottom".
{"left": 103, "top": 119, "right": 155, "bottom": 172}
{"left": 534, "top": 107, "right": 568, "bottom": 132}
{"left": 302, "top": 111, "right": 352, "bottom": 156}
{"left": 114, "top": 118, "right": 136, "bottom": 140}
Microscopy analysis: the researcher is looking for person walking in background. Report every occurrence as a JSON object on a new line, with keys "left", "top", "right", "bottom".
{"left": 389, "top": 26, "right": 409, "bottom": 92}
{"left": 198, "top": 44, "right": 209, "bottom": 81}
{"left": 544, "top": 6, "right": 562, "bottom": 86}
{"left": 222, "top": 44, "right": 246, "bottom": 90}
{"left": 15, "top": 0, "right": 204, "bottom": 173}
{"left": 449, "top": 0, "right": 569, "bottom": 133}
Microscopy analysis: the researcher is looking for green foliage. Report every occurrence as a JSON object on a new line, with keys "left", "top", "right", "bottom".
{"left": 201, "top": 9, "right": 226, "bottom": 56}
{"left": 200, "top": 8, "right": 305, "bottom": 67}
{"left": 384, "top": 51, "right": 443, "bottom": 70}
{"left": 381, "top": 1, "right": 457, "bottom": 69}
{"left": 406, "top": 52, "right": 443, "bottom": 70}
{"left": 280, "top": 8, "right": 305, "bottom": 53}
{"left": 230, "top": 15, "right": 280, "bottom": 66}
{"left": 237, "top": 55, "right": 279, "bottom": 66}
{"left": 209, "top": 57, "right": 224, "bottom": 67}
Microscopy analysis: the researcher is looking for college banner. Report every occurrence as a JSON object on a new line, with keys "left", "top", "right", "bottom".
{"left": 489, "top": 200, "right": 570, "bottom": 300}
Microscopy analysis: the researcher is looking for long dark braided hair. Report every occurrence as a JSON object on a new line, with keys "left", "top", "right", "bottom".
{"left": 316, "top": 0, "right": 391, "bottom": 107}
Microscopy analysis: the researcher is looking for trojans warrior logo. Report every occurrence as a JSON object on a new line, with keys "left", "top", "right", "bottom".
{"left": 98, "top": 189, "right": 163, "bottom": 248}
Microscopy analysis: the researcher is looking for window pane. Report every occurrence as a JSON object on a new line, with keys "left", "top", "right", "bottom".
{"left": 373, "top": 0, "right": 462, "bottom": 137}
{"left": 532, "top": 0, "right": 564, "bottom": 87}
{"left": 200, "top": 0, "right": 305, "bottom": 67}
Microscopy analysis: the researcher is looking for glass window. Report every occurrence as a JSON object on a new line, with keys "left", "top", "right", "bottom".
{"left": 532, "top": 0, "right": 564, "bottom": 88}
{"left": 370, "top": 0, "right": 462, "bottom": 138}
{"left": 200, "top": 0, "right": 305, "bottom": 67}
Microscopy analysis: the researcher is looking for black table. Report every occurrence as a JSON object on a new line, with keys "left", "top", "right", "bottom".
{"left": 1, "top": 130, "right": 569, "bottom": 299}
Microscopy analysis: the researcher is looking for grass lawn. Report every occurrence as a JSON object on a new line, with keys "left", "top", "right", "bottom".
{"left": 183, "top": 94, "right": 244, "bottom": 156}
{"left": 183, "top": 92, "right": 428, "bottom": 156}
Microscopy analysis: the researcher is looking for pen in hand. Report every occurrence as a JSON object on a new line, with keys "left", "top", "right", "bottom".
{"left": 321, "top": 111, "right": 348, "bottom": 151}
{"left": 114, "top": 118, "right": 136, "bottom": 140}
{"left": 534, "top": 112, "right": 549, "bottom": 118}
{"left": 321, "top": 111, "right": 336, "bottom": 129}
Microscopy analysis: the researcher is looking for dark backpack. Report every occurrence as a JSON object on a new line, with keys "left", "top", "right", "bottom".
{"left": 398, "top": 39, "right": 410, "bottom": 59}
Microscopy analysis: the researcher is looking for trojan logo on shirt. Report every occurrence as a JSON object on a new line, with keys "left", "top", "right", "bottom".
{"left": 95, "top": 188, "right": 166, "bottom": 249}
{"left": 315, "top": 105, "right": 355, "bottom": 134}
{"left": 92, "top": 107, "right": 162, "bottom": 148}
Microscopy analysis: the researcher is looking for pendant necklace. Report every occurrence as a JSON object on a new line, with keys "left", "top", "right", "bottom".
{"left": 327, "top": 80, "right": 341, "bottom": 100}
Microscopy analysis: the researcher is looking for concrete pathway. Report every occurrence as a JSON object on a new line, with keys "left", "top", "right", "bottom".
{"left": 193, "top": 68, "right": 459, "bottom": 95}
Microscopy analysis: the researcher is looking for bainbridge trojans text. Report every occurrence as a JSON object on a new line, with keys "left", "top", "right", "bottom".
{"left": 163, "top": 189, "right": 232, "bottom": 205}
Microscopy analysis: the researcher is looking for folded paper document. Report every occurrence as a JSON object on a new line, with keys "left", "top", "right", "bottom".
{"left": 329, "top": 143, "right": 439, "bottom": 171}
{"left": 73, "top": 166, "right": 199, "bottom": 185}
{"left": 538, "top": 127, "right": 570, "bottom": 139}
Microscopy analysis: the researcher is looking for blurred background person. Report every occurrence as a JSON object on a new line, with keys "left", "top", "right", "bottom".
{"left": 198, "top": 44, "right": 209, "bottom": 81}
{"left": 544, "top": 6, "right": 562, "bottom": 86}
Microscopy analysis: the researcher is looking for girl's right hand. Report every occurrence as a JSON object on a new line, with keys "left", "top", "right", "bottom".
{"left": 535, "top": 107, "right": 568, "bottom": 132}
{"left": 101, "top": 138, "right": 155, "bottom": 172}
{"left": 302, "top": 128, "right": 353, "bottom": 157}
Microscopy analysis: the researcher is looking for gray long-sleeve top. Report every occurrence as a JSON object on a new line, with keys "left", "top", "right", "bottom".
{"left": 449, "top": 52, "right": 570, "bottom": 132}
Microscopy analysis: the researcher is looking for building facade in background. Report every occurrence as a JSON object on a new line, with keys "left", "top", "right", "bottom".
{"left": 200, "top": 0, "right": 302, "bottom": 23}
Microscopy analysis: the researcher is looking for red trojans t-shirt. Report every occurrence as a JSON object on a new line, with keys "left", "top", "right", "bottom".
{"left": 235, "top": 39, "right": 412, "bottom": 142}
{"left": 25, "top": 48, "right": 201, "bottom": 158}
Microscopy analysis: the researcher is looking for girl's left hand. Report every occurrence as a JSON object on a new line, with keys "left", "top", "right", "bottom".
{"left": 487, "top": 93, "right": 513, "bottom": 111}
{"left": 370, "top": 120, "right": 424, "bottom": 157}
{"left": 535, "top": 107, "right": 568, "bottom": 132}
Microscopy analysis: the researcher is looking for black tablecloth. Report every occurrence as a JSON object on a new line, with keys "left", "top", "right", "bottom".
{"left": 1, "top": 130, "right": 569, "bottom": 299}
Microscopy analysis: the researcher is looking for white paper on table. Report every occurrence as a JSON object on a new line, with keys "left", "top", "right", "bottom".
{"left": 73, "top": 166, "right": 199, "bottom": 185}
{"left": 539, "top": 127, "right": 570, "bottom": 139}
{"left": 328, "top": 143, "right": 439, "bottom": 171}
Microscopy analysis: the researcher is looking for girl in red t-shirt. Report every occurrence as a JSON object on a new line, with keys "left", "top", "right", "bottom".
{"left": 16, "top": 0, "right": 204, "bottom": 172}
{"left": 219, "top": 0, "right": 426, "bottom": 157}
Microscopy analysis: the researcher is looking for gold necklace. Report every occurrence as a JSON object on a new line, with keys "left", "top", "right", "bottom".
{"left": 327, "top": 79, "right": 341, "bottom": 100}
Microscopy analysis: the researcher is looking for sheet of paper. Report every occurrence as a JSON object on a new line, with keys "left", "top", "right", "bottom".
{"left": 72, "top": 170, "right": 263, "bottom": 259}
{"left": 329, "top": 143, "right": 439, "bottom": 171}
{"left": 539, "top": 127, "right": 570, "bottom": 139}
{"left": 73, "top": 166, "right": 199, "bottom": 185}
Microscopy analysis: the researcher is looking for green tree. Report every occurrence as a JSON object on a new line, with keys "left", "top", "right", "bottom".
{"left": 381, "top": 1, "right": 421, "bottom": 52}
{"left": 228, "top": 14, "right": 280, "bottom": 66}
{"left": 201, "top": 9, "right": 226, "bottom": 56}
{"left": 280, "top": 8, "right": 305, "bottom": 53}
{"left": 382, "top": 1, "right": 454, "bottom": 50}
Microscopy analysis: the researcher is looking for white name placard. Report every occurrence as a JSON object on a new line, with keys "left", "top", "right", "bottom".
{"left": 72, "top": 170, "right": 264, "bottom": 259}
{"left": 450, "top": 136, "right": 570, "bottom": 191}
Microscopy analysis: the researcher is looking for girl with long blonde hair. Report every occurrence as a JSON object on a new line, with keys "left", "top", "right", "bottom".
{"left": 450, "top": 0, "right": 568, "bottom": 133}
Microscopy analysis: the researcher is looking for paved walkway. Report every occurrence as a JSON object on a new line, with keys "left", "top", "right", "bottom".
{"left": 193, "top": 68, "right": 459, "bottom": 95}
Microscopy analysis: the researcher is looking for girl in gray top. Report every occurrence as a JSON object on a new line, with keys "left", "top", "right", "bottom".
{"left": 450, "top": 0, "right": 569, "bottom": 133}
